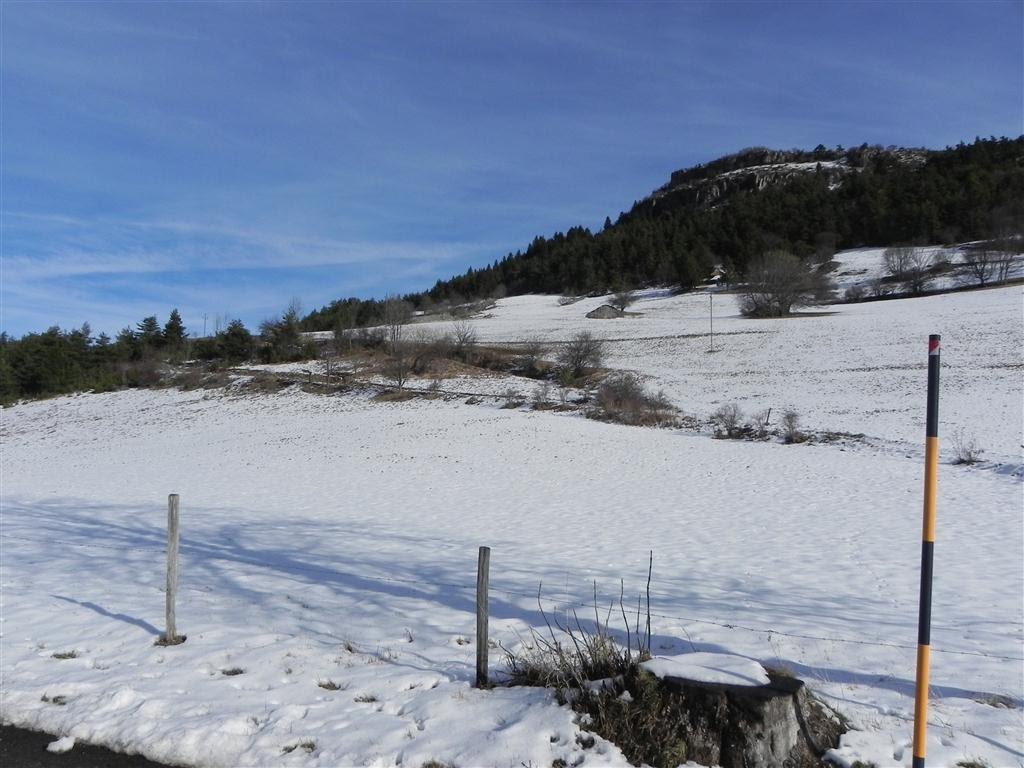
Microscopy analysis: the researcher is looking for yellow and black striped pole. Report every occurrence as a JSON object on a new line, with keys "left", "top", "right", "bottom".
{"left": 913, "top": 333, "right": 940, "bottom": 768}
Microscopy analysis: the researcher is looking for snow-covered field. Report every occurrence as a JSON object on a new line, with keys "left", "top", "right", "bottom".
{"left": 2, "top": 276, "right": 1022, "bottom": 767}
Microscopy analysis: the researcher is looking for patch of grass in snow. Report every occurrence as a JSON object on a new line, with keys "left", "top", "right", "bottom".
{"left": 281, "top": 741, "right": 316, "bottom": 754}
{"left": 317, "top": 679, "right": 347, "bottom": 691}
{"left": 353, "top": 693, "right": 378, "bottom": 703}
{"left": 370, "top": 646, "right": 398, "bottom": 663}
{"left": 50, "top": 650, "right": 78, "bottom": 660}
{"left": 221, "top": 667, "right": 245, "bottom": 676}
{"left": 372, "top": 389, "right": 418, "bottom": 403}
{"left": 153, "top": 633, "right": 186, "bottom": 646}
{"left": 41, "top": 694, "right": 69, "bottom": 706}
{"left": 974, "top": 693, "right": 1018, "bottom": 708}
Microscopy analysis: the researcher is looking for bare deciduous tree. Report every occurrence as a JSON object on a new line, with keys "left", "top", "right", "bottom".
{"left": 738, "top": 250, "right": 826, "bottom": 318}
{"left": 451, "top": 320, "right": 477, "bottom": 362}
{"left": 332, "top": 303, "right": 358, "bottom": 355}
{"left": 904, "top": 249, "right": 936, "bottom": 294}
{"left": 384, "top": 343, "right": 412, "bottom": 389}
{"left": 883, "top": 246, "right": 915, "bottom": 281}
{"left": 994, "top": 251, "right": 1016, "bottom": 283}
{"left": 963, "top": 249, "right": 998, "bottom": 286}
{"left": 557, "top": 331, "right": 605, "bottom": 381}
{"left": 610, "top": 289, "right": 634, "bottom": 313}
{"left": 869, "top": 277, "right": 894, "bottom": 297}
{"left": 382, "top": 295, "right": 412, "bottom": 356}
{"left": 380, "top": 294, "right": 413, "bottom": 388}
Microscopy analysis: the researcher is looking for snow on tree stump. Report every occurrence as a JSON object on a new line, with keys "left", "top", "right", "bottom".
{"left": 639, "top": 653, "right": 845, "bottom": 768}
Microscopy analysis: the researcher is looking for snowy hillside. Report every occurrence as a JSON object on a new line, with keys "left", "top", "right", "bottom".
{"left": 415, "top": 257, "right": 1023, "bottom": 466}
{"left": 2, "top": 278, "right": 1022, "bottom": 767}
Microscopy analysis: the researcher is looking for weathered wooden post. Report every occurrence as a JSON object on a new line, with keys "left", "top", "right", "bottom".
{"left": 160, "top": 493, "right": 185, "bottom": 645}
{"left": 475, "top": 546, "right": 490, "bottom": 688}
{"left": 709, "top": 292, "right": 714, "bottom": 352}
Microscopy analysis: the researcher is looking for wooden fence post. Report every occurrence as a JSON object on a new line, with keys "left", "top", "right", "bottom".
{"left": 160, "top": 493, "right": 185, "bottom": 645}
{"left": 476, "top": 546, "right": 490, "bottom": 688}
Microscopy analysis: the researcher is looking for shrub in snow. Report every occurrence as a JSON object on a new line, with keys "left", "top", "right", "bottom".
{"left": 531, "top": 381, "right": 553, "bottom": 410}
{"left": 384, "top": 338, "right": 414, "bottom": 389}
{"left": 781, "top": 410, "right": 807, "bottom": 444}
{"left": 594, "top": 374, "right": 676, "bottom": 427}
{"left": 844, "top": 284, "right": 866, "bottom": 301}
{"left": 710, "top": 403, "right": 744, "bottom": 438}
{"left": 748, "top": 409, "right": 772, "bottom": 439}
{"left": 516, "top": 336, "right": 549, "bottom": 378}
{"left": 500, "top": 387, "right": 524, "bottom": 409}
{"left": 410, "top": 332, "right": 450, "bottom": 375}
{"left": 504, "top": 572, "right": 652, "bottom": 692}
{"left": 557, "top": 331, "right": 605, "bottom": 382}
{"left": 952, "top": 428, "right": 984, "bottom": 465}
{"left": 450, "top": 321, "right": 477, "bottom": 363}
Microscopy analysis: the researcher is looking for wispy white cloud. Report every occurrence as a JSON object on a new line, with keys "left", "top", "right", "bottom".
{"left": 1, "top": 207, "right": 502, "bottom": 335}
{"left": 3, "top": 210, "right": 501, "bottom": 276}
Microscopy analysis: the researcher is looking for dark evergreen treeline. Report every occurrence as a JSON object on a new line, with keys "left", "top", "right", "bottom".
{"left": 0, "top": 310, "right": 259, "bottom": 403}
{"left": 302, "top": 136, "right": 1023, "bottom": 330}
{"left": 418, "top": 137, "right": 1023, "bottom": 304}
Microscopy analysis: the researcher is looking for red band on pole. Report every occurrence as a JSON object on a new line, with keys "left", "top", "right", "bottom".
{"left": 928, "top": 338, "right": 940, "bottom": 355}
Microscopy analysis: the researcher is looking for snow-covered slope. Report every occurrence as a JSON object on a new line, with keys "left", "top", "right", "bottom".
{"left": 2, "top": 280, "right": 1022, "bottom": 768}
{"left": 414, "top": 275, "right": 1022, "bottom": 466}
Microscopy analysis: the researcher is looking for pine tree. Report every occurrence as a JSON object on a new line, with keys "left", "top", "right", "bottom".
{"left": 116, "top": 326, "right": 142, "bottom": 361}
{"left": 163, "top": 309, "right": 187, "bottom": 351}
{"left": 136, "top": 316, "right": 163, "bottom": 351}
{"left": 220, "top": 320, "right": 253, "bottom": 363}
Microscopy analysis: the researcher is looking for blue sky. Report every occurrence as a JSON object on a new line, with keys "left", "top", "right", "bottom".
{"left": 2, "top": 1, "right": 1021, "bottom": 337}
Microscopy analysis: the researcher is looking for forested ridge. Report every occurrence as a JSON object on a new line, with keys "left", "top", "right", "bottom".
{"left": 417, "top": 138, "right": 1022, "bottom": 303}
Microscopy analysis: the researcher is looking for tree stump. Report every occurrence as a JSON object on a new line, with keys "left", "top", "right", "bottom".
{"left": 654, "top": 670, "right": 845, "bottom": 768}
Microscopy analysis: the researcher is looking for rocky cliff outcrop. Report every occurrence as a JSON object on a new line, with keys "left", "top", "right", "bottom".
{"left": 645, "top": 145, "right": 927, "bottom": 211}
{"left": 650, "top": 159, "right": 851, "bottom": 209}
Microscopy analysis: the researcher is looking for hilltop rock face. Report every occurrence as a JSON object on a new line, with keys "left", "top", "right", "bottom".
{"left": 645, "top": 145, "right": 927, "bottom": 210}
{"left": 651, "top": 158, "right": 851, "bottom": 209}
